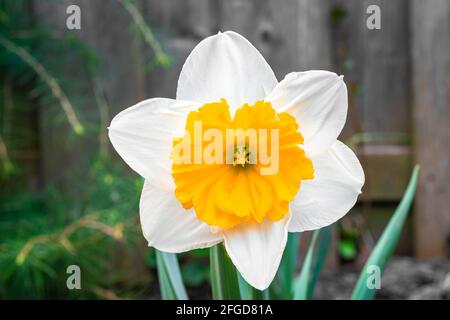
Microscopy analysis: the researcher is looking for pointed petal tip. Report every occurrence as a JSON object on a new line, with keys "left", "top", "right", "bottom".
{"left": 252, "top": 282, "right": 270, "bottom": 291}
{"left": 222, "top": 215, "right": 291, "bottom": 293}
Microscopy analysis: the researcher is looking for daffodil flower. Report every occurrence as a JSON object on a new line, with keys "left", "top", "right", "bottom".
{"left": 108, "top": 31, "right": 364, "bottom": 290}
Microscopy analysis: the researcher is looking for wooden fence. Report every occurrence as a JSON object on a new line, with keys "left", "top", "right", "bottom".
{"left": 29, "top": 0, "right": 450, "bottom": 259}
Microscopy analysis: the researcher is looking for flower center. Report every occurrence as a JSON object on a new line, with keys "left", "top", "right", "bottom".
{"left": 233, "top": 146, "right": 251, "bottom": 168}
{"left": 171, "top": 99, "right": 314, "bottom": 229}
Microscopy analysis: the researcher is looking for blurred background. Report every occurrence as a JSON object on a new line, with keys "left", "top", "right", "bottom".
{"left": 0, "top": 0, "right": 449, "bottom": 299}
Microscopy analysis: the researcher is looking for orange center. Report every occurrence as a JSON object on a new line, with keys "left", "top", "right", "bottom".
{"left": 171, "top": 99, "right": 314, "bottom": 229}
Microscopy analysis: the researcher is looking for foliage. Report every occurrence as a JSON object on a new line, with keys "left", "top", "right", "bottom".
{"left": 0, "top": 155, "right": 150, "bottom": 299}
{"left": 0, "top": 0, "right": 165, "bottom": 299}
{"left": 352, "top": 165, "right": 420, "bottom": 299}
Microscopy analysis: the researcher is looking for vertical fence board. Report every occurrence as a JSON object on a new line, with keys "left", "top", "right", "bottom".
{"left": 219, "top": 0, "right": 333, "bottom": 79}
{"left": 411, "top": 0, "right": 450, "bottom": 258}
{"left": 332, "top": 0, "right": 411, "bottom": 137}
{"left": 143, "top": 0, "right": 218, "bottom": 99}
{"left": 33, "top": 0, "right": 146, "bottom": 190}
{"left": 296, "top": 0, "right": 333, "bottom": 71}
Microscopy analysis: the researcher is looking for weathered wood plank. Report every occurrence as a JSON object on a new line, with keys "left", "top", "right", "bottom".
{"left": 34, "top": 0, "right": 147, "bottom": 112}
{"left": 143, "top": 0, "right": 218, "bottom": 99}
{"left": 357, "top": 145, "right": 412, "bottom": 202}
{"left": 33, "top": 0, "right": 146, "bottom": 189}
{"left": 331, "top": 0, "right": 411, "bottom": 137}
{"left": 219, "top": 0, "right": 333, "bottom": 79}
{"left": 411, "top": 0, "right": 450, "bottom": 259}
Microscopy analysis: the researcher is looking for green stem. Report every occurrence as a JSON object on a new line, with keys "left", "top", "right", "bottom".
{"left": 251, "top": 287, "right": 266, "bottom": 300}
{"left": 156, "top": 251, "right": 176, "bottom": 299}
{"left": 155, "top": 250, "right": 188, "bottom": 300}
{"left": 293, "top": 231, "right": 319, "bottom": 300}
{"left": 210, "top": 244, "right": 241, "bottom": 299}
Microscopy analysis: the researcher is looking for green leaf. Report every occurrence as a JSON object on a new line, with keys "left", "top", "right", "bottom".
{"left": 307, "top": 225, "right": 333, "bottom": 299}
{"left": 155, "top": 250, "right": 188, "bottom": 300}
{"left": 156, "top": 251, "right": 175, "bottom": 299}
{"left": 156, "top": 256, "right": 175, "bottom": 299}
{"left": 351, "top": 165, "right": 420, "bottom": 300}
{"left": 277, "top": 233, "right": 300, "bottom": 298}
{"left": 251, "top": 287, "right": 269, "bottom": 300}
{"left": 237, "top": 273, "right": 252, "bottom": 300}
{"left": 210, "top": 244, "right": 241, "bottom": 299}
{"left": 293, "top": 230, "right": 319, "bottom": 300}
{"left": 291, "top": 225, "right": 332, "bottom": 300}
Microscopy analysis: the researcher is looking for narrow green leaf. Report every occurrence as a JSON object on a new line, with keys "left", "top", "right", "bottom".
{"left": 293, "top": 230, "right": 319, "bottom": 300}
{"left": 237, "top": 273, "right": 252, "bottom": 300}
{"left": 251, "top": 287, "right": 268, "bottom": 300}
{"left": 278, "top": 233, "right": 300, "bottom": 298}
{"left": 262, "top": 289, "right": 270, "bottom": 300}
{"left": 210, "top": 244, "right": 241, "bottom": 299}
{"left": 156, "top": 250, "right": 188, "bottom": 300}
{"left": 156, "top": 251, "right": 176, "bottom": 299}
{"left": 268, "top": 281, "right": 283, "bottom": 300}
{"left": 351, "top": 165, "right": 420, "bottom": 300}
{"left": 160, "top": 251, "right": 189, "bottom": 299}
{"left": 307, "top": 225, "right": 333, "bottom": 299}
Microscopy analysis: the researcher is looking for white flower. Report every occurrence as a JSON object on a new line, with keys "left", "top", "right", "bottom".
{"left": 108, "top": 31, "right": 364, "bottom": 290}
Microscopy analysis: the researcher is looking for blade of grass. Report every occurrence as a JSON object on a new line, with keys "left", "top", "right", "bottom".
{"left": 351, "top": 165, "right": 420, "bottom": 300}
{"left": 0, "top": 35, "right": 84, "bottom": 135}
{"left": 119, "top": 0, "right": 171, "bottom": 68}
{"left": 210, "top": 244, "right": 240, "bottom": 299}
{"left": 156, "top": 250, "right": 188, "bottom": 300}
{"left": 0, "top": 133, "right": 14, "bottom": 175}
{"left": 293, "top": 230, "right": 319, "bottom": 300}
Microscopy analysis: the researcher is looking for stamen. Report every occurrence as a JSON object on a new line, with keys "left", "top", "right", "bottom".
{"left": 233, "top": 146, "right": 250, "bottom": 167}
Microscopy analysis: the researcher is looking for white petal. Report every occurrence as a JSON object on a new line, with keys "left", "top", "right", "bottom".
{"left": 177, "top": 31, "right": 278, "bottom": 116}
{"left": 108, "top": 98, "right": 199, "bottom": 191}
{"left": 289, "top": 140, "right": 364, "bottom": 232}
{"left": 266, "top": 70, "right": 348, "bottom": 156}
{"left": 222, "top": 213, "right": 291, "bottom": 290}
{"left": 140, "top": 180, "right": 223, "bottom": 253}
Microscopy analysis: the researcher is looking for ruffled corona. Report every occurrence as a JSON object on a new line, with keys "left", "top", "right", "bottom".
{"left": 171, "top": 99, "right": 314, "bottom": 229}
